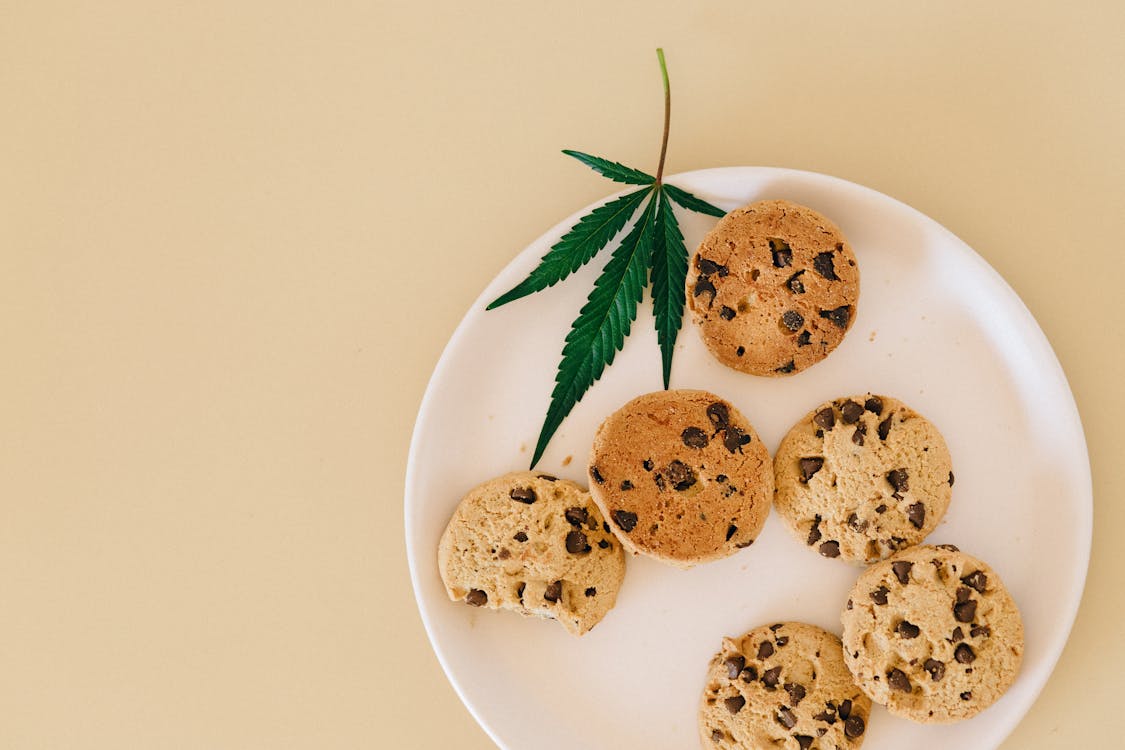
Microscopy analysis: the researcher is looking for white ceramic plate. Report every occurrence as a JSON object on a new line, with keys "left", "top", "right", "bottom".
{"left": 405, "top": 167, "right": 1091, "bottom": 750}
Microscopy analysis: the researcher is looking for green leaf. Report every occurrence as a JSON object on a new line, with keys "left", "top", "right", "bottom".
{"left": 664, "top": 183, "right": 727, "bottom": 217}
{"left": 562, "top": 150, "right": 656, "bottom": 185}
{"left": 649, "top": 188, "right": 688, "bottom": 388}
{"left": 487, "top": 187, "right": 652, "bottom": 310}
{"left": 530, "top": 195, "right": 658, "bottom": 468}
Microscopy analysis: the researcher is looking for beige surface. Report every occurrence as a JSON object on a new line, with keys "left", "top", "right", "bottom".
{"left": 0, "top": 1, "right": 1122, "bottom": 747}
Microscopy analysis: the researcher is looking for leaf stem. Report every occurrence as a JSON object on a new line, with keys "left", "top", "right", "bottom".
{"left": 655, "top": 48, "right": 671, "bottom": 185}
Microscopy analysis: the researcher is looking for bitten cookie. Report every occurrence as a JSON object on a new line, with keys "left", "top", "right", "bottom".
{"left": 587, "top": 390, "right": 772, "bottom": 567}
{"left": 774, "top": 394, "right": 953, "bottom": 564}
{"left": 700, "top": 622, "right": 872, "bottom": 749}
{"left": 437, "top": 471, "right": 626, "bottom": 636}
{"left": 685, "top": 199, "right": 859, "bottom": 376}
{"left": 840, "top": 544, "right": 1024, "bottom": 723}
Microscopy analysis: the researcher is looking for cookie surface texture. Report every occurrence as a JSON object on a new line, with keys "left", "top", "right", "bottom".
{"left": 840, "top": 544, "right": 1024, "bottom": 723}
{"left": 700, "top": 622, "right": 872, "bottom": 749}
{"left": 437, "top": 471, "right": 626, "bottom": 636}
{"left": 685, "top": 199, "right": 859, "bottom": 376}
{"left": 587, "top": 389, "right": 772, "bottom": 567}
{"left": 774, "top": 394, "right": 953, "bottom": 563}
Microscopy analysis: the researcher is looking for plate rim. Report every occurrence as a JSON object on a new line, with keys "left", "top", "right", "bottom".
{"left": 403, "top": 165, "right": 1093, "bottom": 749}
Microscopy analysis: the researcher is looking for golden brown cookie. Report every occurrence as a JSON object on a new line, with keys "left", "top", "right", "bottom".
{"left": 774, "top": 394, "right": 953, "bottom": 564}
{"left": 686, "top": 199, "right": 859, "bottom": 376}
{"left": 437, "top": 471, "right": 626, "bottom": 636}
{"left": 840, "top": 544, "right": 1024, "bottom": 723}
{"left": 587, "top": 390, "right": 772, "bottom": 567}
{"left": 699, "top": 622, "right": 872, "bottom": 749}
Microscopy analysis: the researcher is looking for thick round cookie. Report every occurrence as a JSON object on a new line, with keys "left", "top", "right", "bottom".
{"left": 587, "top": 390, "right": 772, "bottom": 567}
{"left": 840, "top": 544, "right": 1024, "bottom": 723}
{"left": 685, "top": 199, "right": 859, "bottom": 376}
{"left": 699, "top": 622, "right": 872, "bottom": 749}
{"left": 437, "top": 471, "right": 626, "bottom": 636}
{"left": 774, "top": 394, "right": 953, "bottom": 564}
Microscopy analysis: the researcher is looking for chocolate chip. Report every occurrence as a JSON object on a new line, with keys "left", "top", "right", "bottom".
{"left": 875, "top": 504, "right": 887, "bottom": 513}
{"left": 954, "top": 599, "right": 977, "bottom": 623}
{"left": 796, "top": 330, "right": 812, "bottom": 346}
{"left": 955, "top": 643, "right": 976, "bottom": 664}
{"left": 770, "top": 238, "right": 792, "bottom": 267}
{"left": 784, "top": 270, "right": 806, "bottom": 294}
{"left": 795, "top": 735, "right": 814, "bottom": 750}
{"left": 725, "top": 655, "right": 745, "bottom": 680}
{"left": 665, "top": 460, "right": 697, "bottom": 490}
{"left": 736, "top": 346, "right": 745, "bottom": 356}
{"left": 877, "top": 414, "right": 893, "bottom": 441}
{"left": 813, "top": 407, "right": 835, "bottom": 430}
{"left": 782, "top": 310, "right": 804, "bottom": 332}
{"left": 951, "top": 626, "right": 964, "bottom": 642}
{"left": 724, "top": 695, "right": 745, "bottom": 714}
{"left": 584, "top": 587, "right": 596, "bottom": 597}
{"left": 597, "top": 539, "right": 609, "bottom": 549}
{"left": 735, "top": 539, "right": 753, "bottom": 549}
{"left": 642, "top": 459, "right": 654, "bottom": 471}
{"left": 514, "top": 531, "right": 528, "bottom": 542}
{"left": 870, "top": 585, "right": 889, "bottom": 605}
{"left": 962, "top": 570, "right": 988, "bottom": 593}
{"left": 465, "top": 589, "right": 487, "bottom": 607}
{"left": 813, "top": 252, "right": 838, "bottom": 280}
{"left": 864, "top": 396, "right": 883, "bottom": 414}
{"left": 775, "top": 360, "right": 796, "bottom": 374}
{"left": 775, "top": 636, "right": 789, "bottom": 647}
{"left": 696, "top": 257, "right": 729, "bottom": 276}
{"left": 847, "top": 599, "right": 853, "bottom": 610}
{"left": 937, "top": 543, "right": 960, "bottom": 552}
{"left": 693, "top": 276, "right": 716, "bottom": 305}
{"left": 565, "top": 507, "right": 588, "bottom": 526}
{"left": 837, "top": 699, "right": 852, "bottom": 720}
{"left": 924, "top": 659, "right": 946, "bottom": 681}
{"left": 543, "top": 580, "right": 562, "bottom": 603}
{"left": 807, "top": 516, "right": 822, "bottom": 545}
{"left": 776, "top": 707, "right": 797, "bottom": 729}
{"left": 761, "top": 666, "right": 781, "bottom": 689}
{"left": 813, "top": 710, "right": 835, "bottom": 724}
{"left": 785, "top": 683, "right": 807, "bottom": 705}
{"left": 960, "top": 691, "right": 972, "bottom": 701}
{"left": 844, "top": 715, "right": 866, "bottom": 738}
{"left": 892, "top": 561, "right": 914, "bottom": 584}
{"left": 715, "top": 305, "right": 736, "bottom": 322}
{"left": 847, "top": 513, "right": 868, "bottom": 533}
{"left": 509, "top": 487, "right": 537, "bottom": 504}
{"left": 565, "top": 530, "right": 590, "bottom": 554}
{"left": 589, "top": 467, "right": 605, "bottom": 484}
{"left": 840, "top": 400, "right": 864, "bottom": 424}
{"left": 907, "top": 502, "right": 926, "bottom": 529}
{"left": 723, "top": 427, "right": 752, "bottom": 454}
{"left": 957, "top": 586, "right": 973, "bottom": 604}
{"left": 740, "top": 665, "right": 758, "bottom": 683}
{"left": 516, "top": 582, "right": 525, "bottom": 600}
{"left": 497, "top": 548, "right": 510, "bottom": 560}
{"left": 611, "top": 510, "right": 637, "bottom": 532}
{"left": 711, "top": 729, "right": 724, "bottom": 742}
{"left": 885, "top": 469, "right": 909, "bottom": 493}
{"left": 948, "top": 471, "right": 956, "bottom": 486}
{"left": 681, "top": 426, "right": 709, "bottom": 449}
{"left": 799, "top": 457, "right": 824, "bottom": 482}
{"left": 653, "top": 473, "right": 666, "bottom": 491}
{"left": 716, "top": 474, "right": 728, "bottom": 483}
{"left": 818, "top": 540, "right": 840, "bottom": 558}
{"left": 852, "top": 422, "right": 866, "bottom": 445}
{"left": 539, "top": 474, "right": 558, "bottom": 482}
{"left": 707, "top": 402, "right": 731, "bottom": 430}
{"left": 725, "top": 524, "right": 738, "bottom": 541}
{"left": 971, "top": 625, "right": 991, "bottom": 638}
{"left": 888, "top": 668, "right": 912, "bottom": 693}
{"left": 757, "top": 641, "right": 775, "bottom": 659}
{"left": 818, "top": 305, "right": 852, "bottom": 329}
{"left": 896, "top": 620, "right": 921, "bottom": 639}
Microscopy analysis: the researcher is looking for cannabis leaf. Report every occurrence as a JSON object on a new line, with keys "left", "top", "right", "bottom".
{"left": 487, "top": 49, "right": 727, "bottom": 468}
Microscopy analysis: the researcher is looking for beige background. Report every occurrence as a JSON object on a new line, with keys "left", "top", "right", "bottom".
{"left": 1, "top": 1, "right": 1122, "bottom": 747}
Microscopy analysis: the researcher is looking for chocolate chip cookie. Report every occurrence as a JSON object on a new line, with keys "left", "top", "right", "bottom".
{"left": 700, "top": 622, "right": 872, "bottom": 749}
{"left": 685, "top": 199, "right": 859, "bottom": 376}
{"left": 840, "top": 544, "right": 1024, "bottom": 723}
{"left": 587, "top": 390, "right": 772, "bottom": 567}
{"left": 774, "top": 394, "right": 953, "bottom": 564}
{"left": 437, "top": 471, "right": 626, "bottom": 636}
